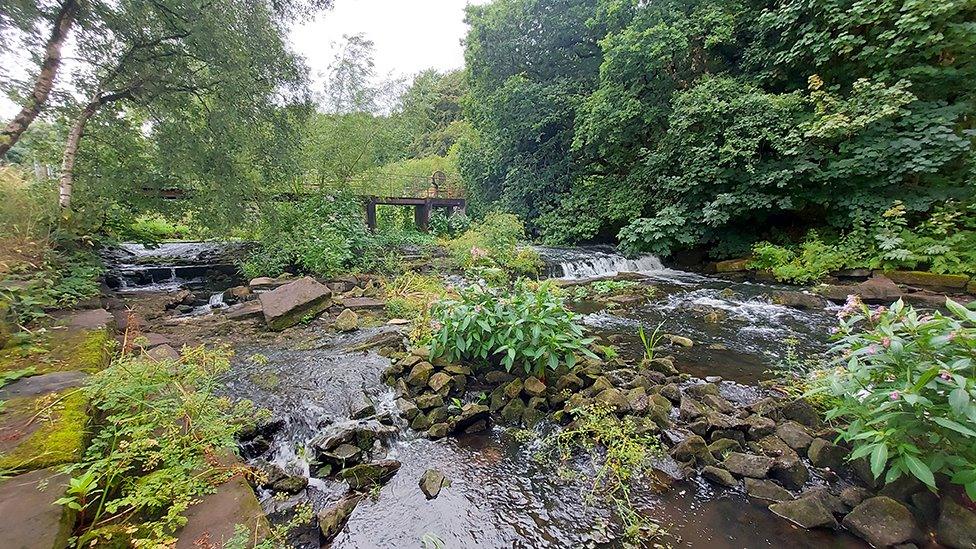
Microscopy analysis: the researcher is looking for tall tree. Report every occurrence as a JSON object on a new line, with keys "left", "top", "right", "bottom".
{"left": 0, "top": 0, "right": 79, "bottom": 159}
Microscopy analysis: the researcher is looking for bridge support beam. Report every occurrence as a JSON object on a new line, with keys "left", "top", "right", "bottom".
{"left": 366, "top": 199, "right": 377, "bottom": 232}
{"left": 414, "top": 202, "right": 431, "bottom": 232}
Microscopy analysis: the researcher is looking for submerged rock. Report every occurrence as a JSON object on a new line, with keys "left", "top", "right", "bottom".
{"left": 419, "top": 469, "right": 451, "bottom": 500}
{"left": 769, "top": 495, "right": 838, "bottom": 529}
{"left": 318, "top": 494, "right": 362, "bottom": 542}
{"left": 341, "top": 459, "right": 401, "bottom": 491}
{"left": 842, "top": 497, "right": 921, "bottom": 547}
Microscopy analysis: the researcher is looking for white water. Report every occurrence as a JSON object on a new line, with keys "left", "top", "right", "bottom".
{"left": 533, "top": 246, "right": 697, "bottom": 281}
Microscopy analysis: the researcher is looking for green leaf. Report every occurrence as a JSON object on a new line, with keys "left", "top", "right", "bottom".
{"left": 903, "top": 454, "right": 936, "bottom": 487}
{"left": 932, "top": 416, "right": 976, "bottom": 437}
{"left": 870, "top": 444, "right": 888, "bottom": 478}
{"left": 948, "top": 388, "right": 970, "bottom": 415}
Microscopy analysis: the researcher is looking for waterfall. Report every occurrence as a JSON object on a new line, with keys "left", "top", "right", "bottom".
{"left": 209, "top": 292, "right": 226, "bottom": 309}
{"left": 534, "top": 246, "right": 666, "bottom": 280}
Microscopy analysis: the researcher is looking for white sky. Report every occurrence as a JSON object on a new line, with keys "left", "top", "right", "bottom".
{"left": 0, "top": 0, "right": 485, "bottom": 118}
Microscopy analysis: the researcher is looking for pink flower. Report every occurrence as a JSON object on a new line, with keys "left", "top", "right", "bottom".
{"left": 431, "top": 321, "right": 443, "bottom": 331}
{"left": 866, "top": 345, "right": 878, "bottom": 355}
{"left": 838, "top": 295, "right": 863, "bottom": 319}
{"left": 948, "top": 331, "right": 958, "bottom": 342}
{"left": 470, "top": 246, "right": 488, "bottom": 259}
{"left": 829, "top": 327, "right": 839, "bottom": 335}
{"left": 941, "top": 370, "right": 952, "bottom": 380}
{"left": 881, "top": 337, "right": 891, "bottom": 348}
{"left": 889, "top": 391, "right": 900, "bottom": 400}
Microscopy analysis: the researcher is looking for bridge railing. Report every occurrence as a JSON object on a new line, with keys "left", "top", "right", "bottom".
{"left": 314, "top": 171, "right": 465, "bottom": 199}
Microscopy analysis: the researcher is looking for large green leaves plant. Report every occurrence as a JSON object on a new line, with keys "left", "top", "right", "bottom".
{"left": 821, "top": 297, "right": 976, "bottom": 498}
{"left": 429, "top": 280, "right": 596, "bottom": 377}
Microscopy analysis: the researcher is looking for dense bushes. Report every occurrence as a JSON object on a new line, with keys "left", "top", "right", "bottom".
{"left": 444, "top": 212, "right": 542, "bottom": 281}
{"left": 821, "top": 297, "right": 976, "bottom": 498}
{"left": 428, "top": 281, "right": 596, "bottom": 377}
{"left": 750, "top": 201, "right": 976, "bottom": 283}
{"left": 460, "top": 0, "right": 976, "bottom": 258}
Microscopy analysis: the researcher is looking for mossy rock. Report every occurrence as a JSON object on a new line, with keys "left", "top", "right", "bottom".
{"left": 0, "top": 328, "right": 111, "bottom": 376}
{"left": 882, "top": 270, "right": 970, "bottom": 289}
{"left": 0, "top": 389, "right": 90, "bottom": 472}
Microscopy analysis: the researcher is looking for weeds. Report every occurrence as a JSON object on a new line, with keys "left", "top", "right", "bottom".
{"left": 638, "top": 323, "right": 665, "bottom": 362}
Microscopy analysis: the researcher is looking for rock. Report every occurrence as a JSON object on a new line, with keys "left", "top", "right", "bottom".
{"left": 225, "top": 301, "right": 264, "bottom": 321}
{"left": 0, "top": 371, "right": 88, "bottom": 400}
{"left": 588, "top": 376, "right": 614, "bottom": 394}
{"left": 410, "top": 413, "right": 433, "bottom": 431}
{"left": 802, "top": 487, "right": 847, "bottom": 515}
{"left": 702, "top": 394, "right": 735, "bottom": 414}
{"left": 310, "top": 419, "right": 397, "bottom": 453}
{"left": 339, "top": 297, "right": 386, "bottom": 310}
{"left": 626, "top": 387, "right": 650, "bottom": 414}
{"left": 406, "top": 362, "right": 435, "bottom": 387}
{"left": 722, "top": 452, "right": 774, "bottom": 478}
{"left": 500, "top": 398, "right": 525, "bottom": 425}
{"left": 334, "top": 308, "right": 359, "bottom": 332}
{"left": 819, "top": 275, "right": 902, "bottom": 304}
{"left": 745, "top": 415, "right": 776, "bottom": 440}
{"left": 685, "top": 383, "right": 720, "bottom": 399}
{"left": 678, "top": 396, "right": 705, "bottom": 421}
{"left": 556, "top": 373, "right": 584, "bottom": 391}
{"left": 394, "top": 398, "right": 419, "bottom": 421}
{"left": 147, "top": 343, "right": 181, "bottom": 361}
{"left": 0, "top": 468, "right": 76, "bottom": 549}
{"left": 660, "top": 383, "right": 681, "bottom": 403}
{"left": 838, "top": 486, "right": 869, "bottom": 509}
{"left": 428, "top": 372, "right": 452, "bottom": 393}
{"left": 503, "top": 378, "right": 524, "bottom": 400}
{"left": 665, "top": 334, "right": 694, "bottom": 347}
{"left": 250, "top": 276, "right": 292, "bottom": 291}
{"left": 671, "top": 435, "right": 710, "bottom": 464}
{"left": 454, "top": 404, "right": 489, "bottom": 432}
{"left": 419, "top": 469, "right": 451, "bottom": 500}
{"left": 644, "top": 357, "right": 678, "bottom": 375}
{"left": 523, "top": 376, "right": 546, "bottom": 397}
{"left": 769, "top": 290, "right": 827, "bottom": 310}
{"left": 341, "top": 460, "right": 401, "bottom": 491}
{"left": 775, "top": 421, "right": 813, "bottom": 452}
{"left": 745, "top": 478, "right": 794, "bottom": 502}
{"left": 780, "top": 399, "right": 822, "bottom": 428}
{"left": 272, "top": 475, "right": 308, "bottom": 494}
{"left": 485, "top": 371, "right": 515, "bottom": 385}
{"left": 769, "top": 496, "right": 838, "bottom": 530}
{"left": 711, "top": 428, "right": 746, "bottom": 447}
{"left": 427, "top": 423, "right": 450, "bottom": 439}
{"left": 884, "top": 270, "right": 970, "bottom": 290}
{"left": 808, "top": 438, "right": 847, "bottom": 470}
{"left": 702, "top": 465, "right": 738, "bottom": 487}
{"left": 708, "top": 438, "right": 741, "bottom": 460}
{"left": 414, "top": 393, "right": 444, "bottom": 410}
{"left": 770, "top": 455, "right": 810, "bottom": 490}
{"left": 937, "top": 499, "right": 976, "bottom": 549}
{"left": 443, "top": 363, "right": 472, "bottom": 375}
{"left": 318, "top": 494, "right": 361, "bottom": 542}
{"left": 320, "top": 443, "right": 363, "bottom": 468}
{"left": 595, "top": 388, "right": 630, "bottom": 413}
{"left": 716, "top": 258, "right": 750, "bottom": 273}
{"left": 259, "top": 277, "right": 332, "bottom": 330}
{"left": 427, "top": 406, "right": 449, "bottom": 425}
{"left": 843, "top": 497, "right": 921, "bottom": 548}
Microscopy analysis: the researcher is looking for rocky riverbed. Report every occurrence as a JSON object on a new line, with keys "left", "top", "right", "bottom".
{"left": 98, "top": 243, "right": 976, "bottom": 548}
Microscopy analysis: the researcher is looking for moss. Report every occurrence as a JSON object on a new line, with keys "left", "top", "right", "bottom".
{"left": 247, "top": 371, "right": 280, "bottom": 391}
{"left": 0, "top": 389, "right": 89, "bottom": 471}
{"left": 0, "top": 328, "right": 111, "bottom": 375}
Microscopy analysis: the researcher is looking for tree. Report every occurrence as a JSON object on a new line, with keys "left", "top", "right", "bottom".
{"left": 0, "top": 0, "right": 78, "bottom": 159}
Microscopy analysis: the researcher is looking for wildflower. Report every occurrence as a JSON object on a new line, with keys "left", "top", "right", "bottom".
{"left": 948, "top": 331, "right": 958, "bottom": 342}
{"left": 881, "top": 337, "right": 891, "bottom": 348}
{"left": 866, "top": 345, "right": 878, "bottom": 355}
{"left": 889, "top": 390, "right": 900, "bottom": 400}
{"left": 941, "top": 370, "right": 952, "bottom": 381}
{"left": 431, "top": 321, "right": 443, "bottom": 331}
{"left": 838, "top": 294, "right": 863, "bottom": 319}
{"left": 828, "top": 327, "right": 839, "bottom": 335}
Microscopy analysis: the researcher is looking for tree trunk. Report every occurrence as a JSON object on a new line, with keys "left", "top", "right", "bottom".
{"left": 0, "top": 0, "right": 79, "bottom": 159}
{"left": 58, "top": 101, "right": 98, "bottom": 210}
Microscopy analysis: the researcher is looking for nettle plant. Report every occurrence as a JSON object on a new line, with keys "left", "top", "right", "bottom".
{"left": 822, "top": 296, "right": 976, "bottom": 498}
{"left": 429, "top": 280, "right": 597, "bottom": 377}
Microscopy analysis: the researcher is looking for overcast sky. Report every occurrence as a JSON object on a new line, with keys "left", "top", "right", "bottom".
{"left": 0, "top": 0, "right": 484, "bottom": 118}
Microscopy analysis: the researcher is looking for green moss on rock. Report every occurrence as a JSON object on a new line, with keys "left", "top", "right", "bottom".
{"left": 883, "top": 270, "right": 970, "bottom": 289}
{"left": 0, "top": 389, "right": 90, "bottom": 471}
{"left": 0, "top": 328, "right": 111, "bottom": 376}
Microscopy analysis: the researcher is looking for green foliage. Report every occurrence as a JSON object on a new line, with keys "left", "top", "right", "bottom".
{"left": 429, "top": 280, "right": 596, "bottom": 377}
{"left": 63, "top": 345, "right": 264, "bottom": 546}
{"left": 445, "top": 212, "right": 542, "bottom": 279}
{"left": 638, "top": 323, "right": 665, "bottom": 363}
{"left": 750, "top": 232, "right": 848, "bottom": 284}
{"left": 818, "top": 297, "right": 976, "bottom": 499}
{"left": 538, "top": 403, "right": 665, "bottom": 539}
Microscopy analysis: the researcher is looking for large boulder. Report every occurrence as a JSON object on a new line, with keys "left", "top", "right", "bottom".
{"left": 0, "top": 468, "right": 77, "bottom": 549}
{"left": 769, "top": 290, "right": 828, "bottom": 310}
{"left": 259, "top": 277, "right": 332, "bottom": 330}
{"left": 937, "top": 499, "right": 976, "bottom": 549}
{"left": 318, "top": 494, "right": 362, "bottom": 542}
{"left": 722, "top": 452, "right": 774, "bottom": 478}
{"left": 883, "top": 270, "right": 970, "bottom": 290}
{"left": 808, "top": 438, "right": 847, "bottom": 470}
{"left": 419, "top": 469, "right": 451, "bottom": 500}
{"left": 341, "top": 459, "right": 401, "bottom": 491}
{"left": 819, "top": 275, "right": 902, "bottom": 304}
{"left": 842, "top": 497, "right": 921, "bottom": 547}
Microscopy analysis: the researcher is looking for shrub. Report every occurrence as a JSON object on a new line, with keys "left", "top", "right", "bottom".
{"left": 818, "top": 296, "right": 976, "bottom": 498}
{"left": 61, "top": 345, "right": 264, "bottom": 546}
{"left": 444, "top": 212, "right": 542, "bottom": 279}
{"left": 428, "top": 280, "right": 596, "bottom": 376}
{"left": 429, "top": 210, "right": 471, "bottom": 238}
{"left": 749, "top": 232, "right": 847, "bottom": 284}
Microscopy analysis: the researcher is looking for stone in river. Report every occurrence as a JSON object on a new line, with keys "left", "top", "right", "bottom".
{"left": 842, "top": 496, "right": 921, "bottom": 548}
{"left": 419, "top": 469, "right": 451, "bottom": 500}
{"left": 937, "top": 499, "right": 976, "bottom": 549}
{"left": 318, "top": 494, "right": 362, "bottom": 542}
{"left": 808, "top": 438, "right": 847, "bottom": 470}
{"left": 701, "top": 465, "right": 737, "bottom": 487}
{"left": 258, "top": 277, "right": 332, "bottom": 330}
{"left": 722, "top": 452, "right": 774, "bottom": 478}
{"left": 769, "top": 495, "right": 838, "bottom": 530}
{"left": 341, "top": 459, "right": 401, "bottom": 491}
{"left": 334, "top": 308, "right": 359, "bottom": 332}
{"left": 745, "top": 478, "right": 793, "bottom": 502}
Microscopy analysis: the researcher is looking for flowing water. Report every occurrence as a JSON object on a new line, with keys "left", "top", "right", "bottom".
{"left": 110, "top": 243, "right": 863, "bottom": 547}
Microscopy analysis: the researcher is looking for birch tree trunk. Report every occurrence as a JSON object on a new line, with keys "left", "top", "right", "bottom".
{"left": 0, "top": 0, "right": 79, "bottom": 159}
{"left": 58, "top": 101, "right": 98, "bottom": 210}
